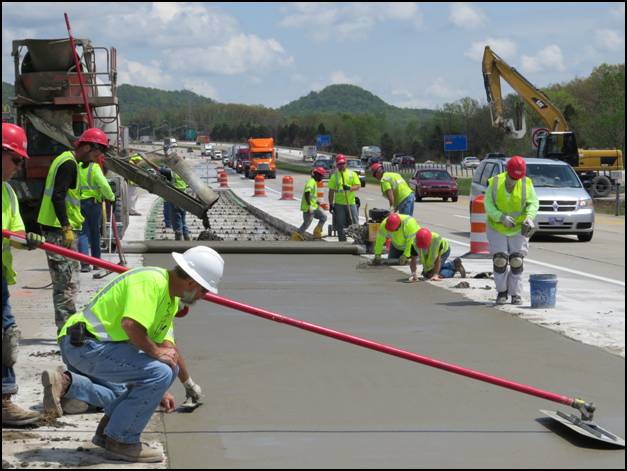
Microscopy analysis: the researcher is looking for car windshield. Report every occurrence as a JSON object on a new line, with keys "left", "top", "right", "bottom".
{"left": 416, "top": 170, "right": 452, "bottom": 180}
{"left": 252, "top": 152, "right": 272, "bottom": 159}
{"left": 314, "top": 160, "right": 331, "bottom": 168}
{"left": 465, "top": 157, "right": 478, "bottom": 161}
{"left": 346, "top": 160, "right": 362, "bottom": 168}
{"left": 526, "top": 163, "right": 582, "bottom": 188}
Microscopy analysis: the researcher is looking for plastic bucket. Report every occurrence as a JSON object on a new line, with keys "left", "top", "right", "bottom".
{"left": 529, "top": 274, "right": 558, "bottom": 308}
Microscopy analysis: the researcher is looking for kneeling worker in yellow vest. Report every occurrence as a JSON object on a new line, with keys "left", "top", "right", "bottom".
{"left": 43, "top": 246, "right": 224, "bottom": 463}
{"left": 372, "top": 213, "right": 421, "bottom": 265}
{"left": 408, "top": 228, "right": 466, "bottom": 282}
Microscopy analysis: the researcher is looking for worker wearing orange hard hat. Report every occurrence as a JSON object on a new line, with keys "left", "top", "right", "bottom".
{"left": 408, "top": 228, "right": 465, "bottom": 282}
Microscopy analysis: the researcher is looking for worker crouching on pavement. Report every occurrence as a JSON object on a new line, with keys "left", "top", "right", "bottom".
{"left": 328, "top": 154, "right": 360, "bottom": 242}
{"left": 484, "top": 156, "right": 538, "bottom": 305}
{"left": 292, "top": 167, "right": 328, "bottom": 240}
{"left": 2, "top": 123, "right": 46, "bottom": 426}
{"left": 370, "top": 163, "right": 415, "bottom": 216}
{"left": 408, "top": 228, "right": 466, "bottom": 282}
{"left": 372, "top": 213, "right": 421, "bottom": 266}
{"left": 37, "top": 128, "right": 108, "bottom": 330}
{"left": 42, "top": 246, "right": 224, "bottom": 463}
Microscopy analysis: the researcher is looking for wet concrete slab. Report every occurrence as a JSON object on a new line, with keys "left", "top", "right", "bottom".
{"left": 145, "top": 253, "right": 625, "bottom": 468}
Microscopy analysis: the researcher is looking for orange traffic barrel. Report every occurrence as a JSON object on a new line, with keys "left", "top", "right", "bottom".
{"left": 280, "top": 176, "right": 294, "bottom": 200}
{"left": 253, "top": 174, "right": 266, "bottom": 197}
{"left": 219, "top": 171, "right": 229, "bottom": 188}
{"left": 463, "top": 194, "right": 490, "bottom": 258}
{"left": 317, "top": 181, "right": 328, "bottom": 210}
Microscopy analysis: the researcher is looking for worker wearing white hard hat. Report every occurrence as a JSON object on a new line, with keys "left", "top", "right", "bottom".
{"left": 42, "top": 246, "right": 224, "bottom": 463}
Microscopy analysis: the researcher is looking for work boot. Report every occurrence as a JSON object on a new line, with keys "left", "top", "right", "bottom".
{"left": 61, "top": 398, "right": 90, "bottom": 415}
{"left": 313, "top": 226, "right": 323, "bottom": 240}
{"left": 129, "top": 210, "right": 142, "bottom": 216}
{"left": 496, "top": 291, "right": 508, "bottom": 305}
{"left": 42, "top": 367, "right": 70, "bottom": 418}
{"left": 290, "top": 232, "right": 304, "bottom": 241}
{"left": 174, "top": 231, "right": 182, "bottom": 241}
{"left": 2, "top": 396, "right": 40, "bottom": 426}
{"left": 105, "top": 437, "right": 164, "bottom": 463}
{"left": 91, "top": 415, "right": 110, "bottom": 448}
{"left": 183, "top": 232, "right": 191, "bottom": 241}
{"left": 453, "top": 258, "right": 466, "bottom": 278}
{"left": 511, "top": 295, "right": 523, "bottom": 305}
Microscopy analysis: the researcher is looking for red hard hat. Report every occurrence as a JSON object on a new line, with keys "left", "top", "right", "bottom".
{"left": 335, "top": 154, "right": 346, "bottom": 165}
{"left": 415, "top": 228, "right": 432, "bottom": 249}
{"left": 385, "top": 213, "right": 401, "bottom": 232}
{"left": 2, "top": 123, "right": 29, "bottom": 159}
{"left": 370, "top": 163, "right": 383, "bottom": 174}
{"left": 507, "top": 155, "right": 526, "bottom": 180}
{"left": 312, "top": 166, "right": 326, "bottom": 177}
{"left": 77, "top": 128, "right": 109, "bottom": 148}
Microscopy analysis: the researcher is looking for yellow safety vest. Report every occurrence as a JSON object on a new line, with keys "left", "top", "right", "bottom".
{"left": 37, "top": 151, "right": 84, "bottom": 230}
{"left": 374, "top": 214, "right": 421, "bottom": 256}
{"left": 417, "top": 232, "right": 449, "bottom": 272}
{"left": 487, "top": 173, "right": 534, "bottom": 235}
{"left": 2, "top": 182, "right": 25, "bottom": 285}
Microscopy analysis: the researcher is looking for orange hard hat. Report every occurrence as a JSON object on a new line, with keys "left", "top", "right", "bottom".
{"left": 312, "top": 166, "right": 326, "bottom": 177}
{"left": 385, "top": 213, "right": 401, "bottom": 232}
{"left": 2, "top": 123, "right": 29, "bottom": 159}
{"left": 507, "top": 156, "right": 526, "bottom": 180}
{"left": 335, "top": 154, "right": 346, "bottom": 166}
{"left": 370, "top": 163, "right": 383, "bottom": 174}
{"left": 415, "top": 228, "right": 432, "bottom": 249}
{"left": 77, "top": 128, "right": 109, "bottom": 148}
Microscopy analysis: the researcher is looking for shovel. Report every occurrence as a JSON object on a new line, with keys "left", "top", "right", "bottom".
{"left": 3, "top": 229, "right": 623, "bottom": 448}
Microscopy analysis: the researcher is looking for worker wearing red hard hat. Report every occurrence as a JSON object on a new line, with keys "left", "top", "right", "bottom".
{"left": 292, "top": 167, "right": 328, "bottom": 240}
{"left": 372, "top": 212, "right": 421, "bottom": 266}
{"left": 2, "top": 123, "right": 45, "bottom": 426}
{"left": 484, "top": 156, "right": 539, "bottom": 305}
{"left": 407, "top": 228, "right": 466, "bottom": 282}
{"left": 328, "top": 154, "right": 361, "bottom": 242}
{"left": 370, "top": 162, "right": 415, "bottom": 216}
{"left": 37, "top": 127, "right": 109, "bottom": 330}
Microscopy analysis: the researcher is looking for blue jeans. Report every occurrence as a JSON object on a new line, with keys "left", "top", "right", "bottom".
{"left": 397, "top": 193, "right": 415, "bottom": 216}
{"left": 439, "top": 248, "right": 455, "bottom": 278}
{"left": 172, "top": 206, "right": 189, "bottom": 236}
{"left": 59, "top": 335, "right": 178, "bottom": 444}
{"left": 2, "top": 271, "right": 18, "bottom": 395}
{"left": 163, "top": 201, "right": 172, "bottom": 228}
{"left": 79, "top": 199, "right": 103, "bottom": 263}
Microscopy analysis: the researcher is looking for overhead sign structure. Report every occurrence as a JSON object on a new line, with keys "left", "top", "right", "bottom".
{"left": 532, "top": 127, "right": 549, "bottom": 149}
{"left": 316, "top": 134, "right": 332, "bottom": 148}
{"left": 443, "top": 135, "right": 468, "bottom": 152}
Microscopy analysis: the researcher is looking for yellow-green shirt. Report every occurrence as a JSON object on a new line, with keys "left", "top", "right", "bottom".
{"left": 80, "top": 162, "right": 115, "bottom": 202}
{"left": 2, "top": 182, "right": 25, "bottom": 285}
{"left": 301, "top": 178, "right": 319, "bottom": 212}
{"left": 328, "top": 169, "right": 360, "bottom": 205}
{"left": 380, "top": 172, "right": 413, "bottom": 208}
{"left": 374, "top": 214, "right": 421, "bottom": 257}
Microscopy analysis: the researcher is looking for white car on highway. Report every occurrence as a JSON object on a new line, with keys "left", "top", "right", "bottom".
{"left": 462, "top": 156, "right": 480, "bottom": 169}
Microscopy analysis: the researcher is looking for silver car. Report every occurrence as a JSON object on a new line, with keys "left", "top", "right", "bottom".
{"left": 470, "top": 157, "right": 594, "bottom": 242}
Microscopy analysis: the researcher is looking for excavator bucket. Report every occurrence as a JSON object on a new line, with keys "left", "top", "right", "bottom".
{"left": 541, "top": 410, "right": 625, "bottom": 447}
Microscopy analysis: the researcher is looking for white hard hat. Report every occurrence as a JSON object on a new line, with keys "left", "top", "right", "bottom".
{"left": 172, "top": 246, "right": 224, "bottom": 294}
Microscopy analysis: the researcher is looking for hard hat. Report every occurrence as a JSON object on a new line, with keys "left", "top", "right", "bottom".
{"left": 415, "top": 228, "right": 432, "bottom": 249}
{"left": 171, "top": 246, "right": 224, "bottom": 294}
{"left": 370, "top": 163, "right": 383, "bottom": 175}
{"left": 506, "top": 155, "right": 526, "bottom": 180}
{"left": 77, "top": 128, "right": 109, "bottom": 148}
{"left": 312, "top": 166, "right": 326, "bottom": 177}
{"left": 335, "top": 154, "right": 346, "bottom": 165}
{"left": 2, "top": 123, "right": 29, "bottom": 159}
{"left": 385, "top": 213, "right": 401, "bottom": 232}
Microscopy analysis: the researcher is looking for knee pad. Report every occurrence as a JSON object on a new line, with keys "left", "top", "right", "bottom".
{"left": 2, "top": 325, "right": 20, "bottom": 368}
{"left": 493, "top": 252, "right": 508, "bottom": 274}
{"left": 509, "top": 252, "right": 524, "bottom": 274}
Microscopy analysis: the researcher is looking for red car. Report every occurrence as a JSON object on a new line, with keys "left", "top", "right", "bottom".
{"left": 235, "top": 149, "right": 251, "bottom": 174}
{"left": 410, "top": 168, "right": 458, "bottom": 202}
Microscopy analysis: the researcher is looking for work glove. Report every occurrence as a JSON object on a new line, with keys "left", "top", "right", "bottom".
{"left": 521, "top": 217, "right": 536, "bottom": 237}
{"left": 26, "top": 232, "right": 45, "bottom": 250}
{"left": 372, "top": 255, "right": 382, "bottom": 266}
{"left": 399, "top": 255, "right": 408, "bottom": 265}
{"left": 500, "top": 214, "right": 516, "bottom": 228}
{"left": 342, "top": 185, "right": 351, "bottom": 192}
{"left": 183, "top": 377, "right": 203, "bottom": 403}
{"left": 61, "top": 226, "right": 74, "bottom": 248}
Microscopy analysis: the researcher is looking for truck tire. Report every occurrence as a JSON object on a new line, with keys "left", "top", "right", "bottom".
{"left": 589, "top": 175, "right": 612, "bottom": 198}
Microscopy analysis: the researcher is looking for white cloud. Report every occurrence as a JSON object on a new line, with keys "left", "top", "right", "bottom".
{"left": 449, "top": 3, "right": 486, "bottom": 30}
{"left": 117, "top": 57, "right": 171, "bottom": 88}
{"left": 182, "top": 78, "right": 218, "bottom": 100}
{"left": 280, "top": 3, "right": 422, "bottom": 41}
{"left": 427, "top": 78, "right": 466, "bottom": 100}
{"left": 521, "top": 45, "right": 566, "bottom": 73}
{"left": 330, "top": 70, "right": 360, "bottom": 85}
{"left": 595, "top": 29, "right": 625, "bottom": 51}
{"left": 465, "top": 38, "right": 517, "bottom": 61}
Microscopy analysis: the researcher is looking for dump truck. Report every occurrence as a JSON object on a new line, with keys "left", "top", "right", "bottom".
{"left": 247, "top": 137, "right": 276, "bottom": 179}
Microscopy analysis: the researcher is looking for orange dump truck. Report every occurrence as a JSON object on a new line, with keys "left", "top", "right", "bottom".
{"left": 247, "top": 137, "right": 277, "bottom": 179}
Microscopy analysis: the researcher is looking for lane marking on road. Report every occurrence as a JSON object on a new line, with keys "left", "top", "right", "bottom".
{"left": 447, "top": 239, "right": 625, "bottom": 287}
{"left": 454, "top": 215, "right": 470, "bottom": 219}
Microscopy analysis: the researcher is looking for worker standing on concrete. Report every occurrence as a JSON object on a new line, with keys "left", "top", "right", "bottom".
{"left": 43, "top": 246, "right": 223, "bottom": 463}
{"left": 78, "top": 161, "right": 115, "bottom": 272}
{"left": 127, "top": 154, "right": 142, "bottom": 216}
{"left": 409, "top": 228, "right": 466, "bottom": 282}
{"left": 2, "top": 123, "right": 45, "bottom": 426}
{"left": 370, "top": 163, "right": 415, "bottom": 216}
{"left": 484, "top": 156, "right": 539, "bottom": 305}
{"left": 159, "top": 166, "right": 190, "bottom": 240}
{"left": 292, "top": 167, "right": 328, "bottom": 240}
{"left": 38, "top": 128, "right": 108, "bottom": 331}
{"left": 372, "top": 213, "right": 421, "bottom": 266}
{"left": 328, "top": 154, "right": 360, "bottom": 242}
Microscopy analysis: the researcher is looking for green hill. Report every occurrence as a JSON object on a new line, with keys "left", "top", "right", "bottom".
{"left": 2, "top": 81, "right": 15, "bottom": 108}
{"left": 117, "top": 84, "right": 213, "bottom": 119}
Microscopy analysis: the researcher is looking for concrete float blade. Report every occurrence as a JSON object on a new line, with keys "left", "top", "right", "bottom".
{"left": 540, "top": 409, "right": 625, "bottom": 447}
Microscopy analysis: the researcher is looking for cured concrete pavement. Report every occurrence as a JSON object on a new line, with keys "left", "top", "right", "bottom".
{"left": 147, "top": 253, "right": 625, "bottom": 468}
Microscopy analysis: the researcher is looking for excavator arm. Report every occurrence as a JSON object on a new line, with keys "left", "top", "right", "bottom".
{"left": 482, "top": 46, "right": 569, "bottom": 137}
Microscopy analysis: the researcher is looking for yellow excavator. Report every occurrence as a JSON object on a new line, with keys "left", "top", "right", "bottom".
{"left": 482, "top": 46, "right": 623, "bottom": 197}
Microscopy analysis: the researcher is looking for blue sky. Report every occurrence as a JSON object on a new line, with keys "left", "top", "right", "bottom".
{"left": 2, "top": 2, "right": 625, "bottom": 109}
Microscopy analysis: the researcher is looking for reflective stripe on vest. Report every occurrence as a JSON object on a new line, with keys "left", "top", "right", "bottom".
{"left": 420, "top": 234, "right": 445, "bottom": 270}
{"left": 492, "top": 174, "right": 527, "bottom": 218}
{"left": 43, "top": 187, "right": 82, "bottom": 207}
{"left": 81, "top": 267, "right": 166, "bottom": 342}
{"left": 79, "top": 163, "right": 96, "bottom": 195}
{"left": 38, "top": 152, "right": 84, "bottom": 229}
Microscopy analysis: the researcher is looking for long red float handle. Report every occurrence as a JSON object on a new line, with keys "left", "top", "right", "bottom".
{"left": 3, "top": 229, "right": 575, "bottom": 408}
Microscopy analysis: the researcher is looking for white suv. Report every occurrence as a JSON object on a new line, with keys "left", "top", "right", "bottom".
{"left": 462, "top": 156, "right": 480, "bottom": 169}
